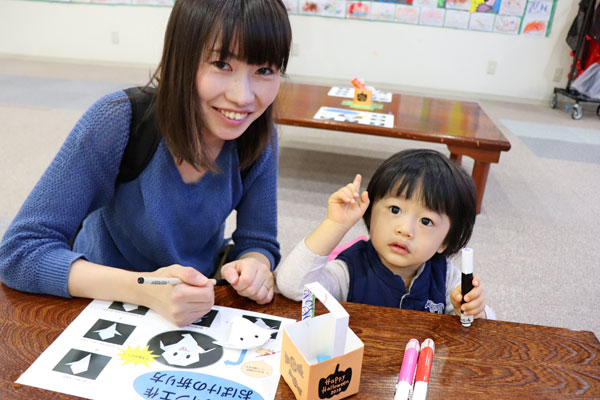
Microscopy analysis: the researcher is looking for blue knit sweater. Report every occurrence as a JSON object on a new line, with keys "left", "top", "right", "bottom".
{"left": 0, "top": 90, "right": 280, "bottom": 297}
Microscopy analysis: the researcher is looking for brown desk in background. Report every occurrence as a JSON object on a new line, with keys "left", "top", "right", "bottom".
{"left": 1, "top": 284, "right": 599, "bottom": 399}
{"left": 274, "top": 82, "right": 512, "bottom": 214}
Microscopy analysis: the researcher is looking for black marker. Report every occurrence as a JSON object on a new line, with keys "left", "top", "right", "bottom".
{"left": 137, "top": 277, "right": 229, "bottom": 286}
{"left": 460, "top": 248, "right": 474, "bottom": 327}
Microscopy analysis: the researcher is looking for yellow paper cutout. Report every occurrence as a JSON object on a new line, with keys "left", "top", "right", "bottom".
{"left": 117, "top": 345, "right": 159, "bottom": 367}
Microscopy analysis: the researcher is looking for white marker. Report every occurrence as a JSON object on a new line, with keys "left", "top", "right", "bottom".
{"left": 460, "top": 248, "right": 474, "bottom": 327}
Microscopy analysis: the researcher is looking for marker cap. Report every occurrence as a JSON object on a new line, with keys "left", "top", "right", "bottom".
{"left": 461, "top": 248, "right": 473, "bottom": 274}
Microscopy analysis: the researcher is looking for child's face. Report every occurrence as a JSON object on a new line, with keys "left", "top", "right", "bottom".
{"left": 369, "top": 193, "right": 450, "bottom": 276}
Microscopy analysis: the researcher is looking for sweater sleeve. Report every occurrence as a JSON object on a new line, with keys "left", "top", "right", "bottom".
{"left": 445, "top": 258, "right": 496, "bottom": 319}
{"left": 229, "top": 129, "right": 281, "bottom": 269}
{"left": 0, "top": 91, "right": 131, "bottom": 297}
{"left": 275, "top": 237, "right": 350, "bottom": 302}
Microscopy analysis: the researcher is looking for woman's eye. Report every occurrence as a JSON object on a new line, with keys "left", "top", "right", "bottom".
{"left": 389, "top": 206, "right": 401, "bottom": 215}
{"left": 212, "top": 60, "right": 231, "bottom": 71}
{"left": 257, "top": 67, "right": 274, "bottom": 75}
{"left": 420, "top": 217, "right": 433, "bottom": 227}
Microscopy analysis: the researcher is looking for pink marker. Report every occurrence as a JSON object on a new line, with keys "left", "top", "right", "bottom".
{"left": 393, "top": 338, "right": 420, "bottom": 400}
{"left": 412, "top": 338, "right": 435, "bottom": 400}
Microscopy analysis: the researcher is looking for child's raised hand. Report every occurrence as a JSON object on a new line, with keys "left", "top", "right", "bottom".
{"left": 327, "top": 174, "right": 370, "bottom": 229}
{"left": 450, "top": 275, "right": 487, "bottom": 319}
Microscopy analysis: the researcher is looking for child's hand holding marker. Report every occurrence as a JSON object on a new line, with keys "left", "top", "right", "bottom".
{"left": 449, "top": 248, "right": 487, "bottom": 323}
{"left": 137, "top": 265, "right": 216, "bottom": 327}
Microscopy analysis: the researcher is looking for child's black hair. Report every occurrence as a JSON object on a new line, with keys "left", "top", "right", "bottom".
{"left": 363, "top": 149, "right": 476, "bottom": 257}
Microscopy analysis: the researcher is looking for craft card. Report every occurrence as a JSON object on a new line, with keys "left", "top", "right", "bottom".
{"left": 469, "top": 12, "right": 495, "bottom": 31}
{"left": 520, "top": 15, "right": 548, "bottom": 36}
{"left": 347, "top": 1, "right": 370, "bottom": 19}
{"left": 498, "top": 0, "right": 526, "bottom": 16}
{"left": 132, "top": 0, "right": 174, "bottom": 5}
{"left": 444, "top": 10, "right": 470, "bottom": 29}
{"left": 494, "top": 15, "right": 521, "bottom": 34}
{"left": 328, "top": 86, "right": 392, "bottom": 103}
{"left": 395, "top": 4, "right": 420, "bottom": 24}
{"left": 413, "top": 0, "right": 439, "bottom": 7}
{"left": 419, "top": 7, "right": 445, "bottom": 27}
{"left": 524, "top": 0, "right": 553, "bottom": 18}
{"left": 17, "top": 300, "right": 295, "bottom": 400}
{"left": 317, "top": 0, "right": 346, "bottom": 18}
{"left": 470, "top": 0, "right": 501, "bottom": 13}
{"left": 313, "top": 107, "right": 394, "bottom": 128}
{"left": 370, "top": 2, "right": 396, "bottom": 21}
{"left": 282, "top": 0, "right": 299, "bottom": 13}
{"left": 445, "top": 0, "right": 471, "bottom": 11}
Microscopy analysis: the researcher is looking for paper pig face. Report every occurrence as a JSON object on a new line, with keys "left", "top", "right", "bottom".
{"left": 160, "top": 333, "right": 214, "bottom": 367}
{"left": 214, "top": 316, "right": 277, "bottom": 350}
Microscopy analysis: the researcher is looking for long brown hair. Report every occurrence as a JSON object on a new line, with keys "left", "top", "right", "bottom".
{"left": 148, "top": 0, "right": 292, "bottom": 172}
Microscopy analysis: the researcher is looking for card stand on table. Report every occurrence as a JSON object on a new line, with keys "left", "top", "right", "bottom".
{"left": 280, "top": 282, "right": 364, "bottom": 400}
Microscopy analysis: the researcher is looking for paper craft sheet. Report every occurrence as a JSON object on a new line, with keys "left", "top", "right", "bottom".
{"left": 17, "top": 300, "right": 295, "bottom": 400}
{"left": 313, "top": 106, "right": 394, "bottom": 128}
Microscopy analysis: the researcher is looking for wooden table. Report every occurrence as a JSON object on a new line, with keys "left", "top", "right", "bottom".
{"left": 2, "top": 284, "right": 599, "bottom": 399}
{"left": 274, "top": 82, "right": 512, "bottom": 214}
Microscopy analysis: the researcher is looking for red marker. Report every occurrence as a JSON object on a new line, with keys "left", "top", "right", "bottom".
{"left": 412, "top": 338, "right": 434, "bottom": 400}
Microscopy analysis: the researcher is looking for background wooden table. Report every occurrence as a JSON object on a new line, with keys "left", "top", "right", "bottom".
{"left": 1, "top": 284, "right": 599, "bottom": 399}
{"left": 274, "top": 82, "right": 512, "bottom": 214}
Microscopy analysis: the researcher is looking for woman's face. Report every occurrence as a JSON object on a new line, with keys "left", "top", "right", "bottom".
{"left": 195, "top": 45, "right": 281, "bottom": 151}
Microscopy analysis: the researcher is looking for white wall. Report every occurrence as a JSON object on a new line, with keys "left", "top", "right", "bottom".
{"left": 0, "top": 0, "right": 578, "bottom": 102}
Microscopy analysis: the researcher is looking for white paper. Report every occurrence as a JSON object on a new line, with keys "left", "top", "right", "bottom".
{"left": 17, "top": 300, "right": 295, "bottom": 400}
{"left": 313, "top": 106, "right": 394, "bottom": 128}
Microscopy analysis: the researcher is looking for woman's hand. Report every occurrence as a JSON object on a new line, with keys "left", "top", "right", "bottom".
{"left": 143, "top": 265, "right": 215, "bottom": 327}
{"left": 220, "top": 252, "right": 274, "bottom": 304}
{"left": 450, "top": 275, "right": 487, "bottom": 319}
{"left": 68, "top": 259, "right": 215, "bottom": 327}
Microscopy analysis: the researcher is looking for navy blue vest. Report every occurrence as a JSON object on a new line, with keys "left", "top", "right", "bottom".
{"left": 336, "top": 240, "right": 447, "bottom": 313}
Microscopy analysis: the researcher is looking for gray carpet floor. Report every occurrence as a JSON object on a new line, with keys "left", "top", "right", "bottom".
{"left": 0, "top": 55, "right": 598, "bottom": 339}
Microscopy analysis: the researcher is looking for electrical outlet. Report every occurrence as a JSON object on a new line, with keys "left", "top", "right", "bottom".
{"left": 553, "top": 67, "right": 564, "bottom": 82}
{"left": 111, "top": 31, "right": 120, "bottom": 45}
{"left": 486, "top": 61, "right": 497, "bottom": 75}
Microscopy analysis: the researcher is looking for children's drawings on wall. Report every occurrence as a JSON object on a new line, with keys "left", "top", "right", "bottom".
{"left": 25, "top": 0, "right": 557, "bottom": 37}
{"left": 291, "top": 0, "right": 555, "bottom": 37}
{"left": 301, "top": 0, "right": 346, "bottom": 17}
{"left": 444, "top": 10, "right": 470, "bottom": 29}
{"left": 521, "top": 0, "right": 552, "bottom": 36}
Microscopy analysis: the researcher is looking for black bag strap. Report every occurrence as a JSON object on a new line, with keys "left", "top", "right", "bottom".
{"left": 116, "top": 86, "right": 253, "bottom": 184}
{"left": 117, "top": 86, "right": 162, "bottom": 183}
